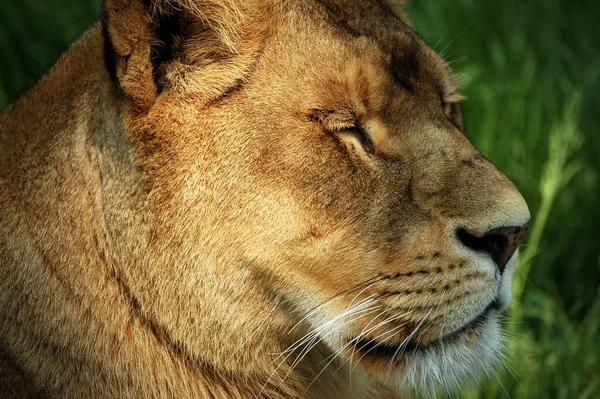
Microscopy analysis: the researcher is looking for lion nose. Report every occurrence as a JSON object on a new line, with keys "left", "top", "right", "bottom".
{"left": 457, "top": 223, "right": 529, "bottom": 274}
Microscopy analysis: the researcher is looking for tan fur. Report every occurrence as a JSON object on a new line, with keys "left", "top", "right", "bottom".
{"left": 0, "top": 0, "right": 529, "bottom": 397}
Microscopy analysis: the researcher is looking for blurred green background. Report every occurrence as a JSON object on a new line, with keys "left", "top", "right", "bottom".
{"left": 1, "top": 0, "right": 598, "bottom": 398}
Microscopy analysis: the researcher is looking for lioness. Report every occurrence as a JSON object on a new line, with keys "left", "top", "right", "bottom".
{"left": 0, "top": 0, "right": 530, "bottom": 397}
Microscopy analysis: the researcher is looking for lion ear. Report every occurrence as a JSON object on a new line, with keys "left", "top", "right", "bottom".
{"left": 102, "top": 0, "right": 263, "bottom": 112}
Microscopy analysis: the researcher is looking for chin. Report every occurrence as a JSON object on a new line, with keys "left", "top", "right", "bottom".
{"left": 359, "top": 308, "right": 505, "bottom": 396}
{"left": 401, "top": 310, "right": 503, "bottom": 395}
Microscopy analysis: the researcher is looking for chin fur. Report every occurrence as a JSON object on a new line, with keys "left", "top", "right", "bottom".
{"left": 387, "top": 312, "right": 504, "bottom": 396}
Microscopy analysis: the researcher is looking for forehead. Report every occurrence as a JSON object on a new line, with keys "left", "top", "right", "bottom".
{"left": 292, "top": 0, "right": 458, "bottom": 96}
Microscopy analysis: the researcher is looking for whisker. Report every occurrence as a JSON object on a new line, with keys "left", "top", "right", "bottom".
{"left": 274, "top": 296, "right": 378, "bottom": 363}
{"left": 389, "top": 308, "right": 433, "bottom": 367}
{"left": 261, "top": 297, "right": 381, "bottom": 395}
{"left": 299, "top": 305, "right": 387, "bottom": 390}
{"left": 431, "top": 30, "right": 448, "bottom": 52}
{"left": 330, "top": 307, "right": 415, "bottom": 375}
{"left": 278, "top": 302, "right": 383, "bottom": 391}
{"left": 286, "top": 303, "right": 382, "bottom": 376}
{"left": 351, "top": 319, "right": 411, "bottom": 371}
{"left": 287, "top": 275, "right": 387, "bottom": 335}
{"left": 492, "top": 367, "right": 511, "bottom": 398}
{"left": 439, "top": 28, "right": 465, "bottom": 58}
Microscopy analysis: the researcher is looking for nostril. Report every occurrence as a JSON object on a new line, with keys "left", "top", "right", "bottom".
{"left": 457, "top": 224, "right": 528, "bottom": 274}
{"left": 457, "top": 229, "right": 508, "bottom": 267}
{"left": 481, "top": 234, "right": 508, "bottom": 261}
{"left": 457, "top": 229, "right": 480, "bottom": 253}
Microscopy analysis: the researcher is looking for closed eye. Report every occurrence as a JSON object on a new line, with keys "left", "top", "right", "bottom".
{"left": 337, "top": 125, "right": 375, "bottom": 154}
{"left": 308, "top": 108, "right": 376, "bottom": 154}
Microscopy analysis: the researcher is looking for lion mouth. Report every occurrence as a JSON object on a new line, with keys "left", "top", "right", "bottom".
{"left": 352, "top": 300, "right": 498, "bottom": 361}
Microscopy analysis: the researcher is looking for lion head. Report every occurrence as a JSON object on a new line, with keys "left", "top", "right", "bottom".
{"left": 102, "top": 0, "right": 530, "bottom": 395}
{"left": 0, "top": 0, "right": 529, "bottom": 397}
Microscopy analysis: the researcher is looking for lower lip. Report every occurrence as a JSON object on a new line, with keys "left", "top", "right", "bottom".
{"left": 354, "top": 302, "right": 495, "bottom": 360}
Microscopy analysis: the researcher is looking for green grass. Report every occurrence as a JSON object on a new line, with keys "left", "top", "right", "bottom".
{"left": 2, "top": 0, "right": 599, "bottom": 397}
{"left": 406, "top": 0, "right": 600, "bottom": 397}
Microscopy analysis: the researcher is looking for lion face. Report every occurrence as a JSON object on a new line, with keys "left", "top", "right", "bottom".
{"left": 105, "top": 0, "right": 530, "bottom": 395}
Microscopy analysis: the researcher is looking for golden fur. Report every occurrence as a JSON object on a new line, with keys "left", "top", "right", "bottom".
{"left": 0, "top": 0, "right": 530, "bottom": 397}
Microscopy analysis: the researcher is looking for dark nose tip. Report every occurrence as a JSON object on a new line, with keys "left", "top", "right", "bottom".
{"left": 457, "top": 223, "right": 529, "bottom": 273}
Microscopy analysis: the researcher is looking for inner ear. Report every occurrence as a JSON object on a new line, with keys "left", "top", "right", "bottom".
{"left": 151, "top": 11, "right": 186, "bottom": 90}
{"left": 102, "top": 0, "right": 264, "bottom": 113}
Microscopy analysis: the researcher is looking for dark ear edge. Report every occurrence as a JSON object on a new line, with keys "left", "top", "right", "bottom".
{"left": 102, "top": 19, "right": 118, "bottom": 87}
